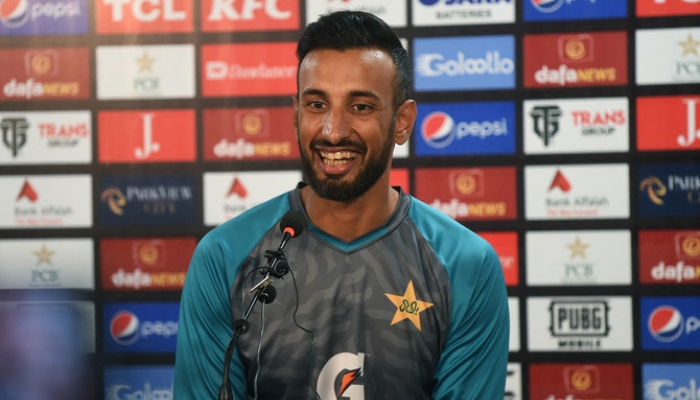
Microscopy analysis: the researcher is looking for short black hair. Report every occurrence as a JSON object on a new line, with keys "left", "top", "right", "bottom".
{"left": 296, "top": 11, "right": 412, "bottom": 110}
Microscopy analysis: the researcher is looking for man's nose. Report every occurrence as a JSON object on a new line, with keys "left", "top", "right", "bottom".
{"left": 322, "top": 107, "right": 351, "bottom": 144}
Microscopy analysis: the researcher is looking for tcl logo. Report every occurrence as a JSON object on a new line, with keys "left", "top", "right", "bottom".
{"left": 202, "top": 0, "right": 299, "bottom": 31}
{"left": 96, "top": 0, "right": 193, "bottom": 33}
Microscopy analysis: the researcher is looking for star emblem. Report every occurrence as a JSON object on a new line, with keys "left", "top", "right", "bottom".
{"left": 33, "top": 244, "right": 55, "bottom": 266}
{"left": 678, "top": 33, "right": 700, "bottom": 57}
{"left": 136, "top": 52, "right": 155, "bottom": 73}
{"left": 385, "top": 280, "right": 434, "bottom": 331}
{"left": 567, "top": 236, "right": 589, "bottom": 260}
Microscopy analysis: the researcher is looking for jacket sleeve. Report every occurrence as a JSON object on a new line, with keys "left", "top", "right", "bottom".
{"left": 432, "top": 239, "right": 510, "bottom": 400}
{"left": 173, "top": 235, "right": 248, "bottom": 400}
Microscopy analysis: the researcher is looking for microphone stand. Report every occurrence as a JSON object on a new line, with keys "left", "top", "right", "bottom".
{"left": 218, "top": 249, "right": 289, "bottom": 400}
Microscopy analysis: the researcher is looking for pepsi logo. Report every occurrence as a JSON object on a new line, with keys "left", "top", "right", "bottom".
{"left": 421, "top": 112, "right": 455, "bottom": 149}
{"left": 531, "top": 0, "right": 564, "bottom": 13}
{"left": 0, "top": 0, "right": 29, "bottom": 28}
{"left": 110, "top": 311, "right": 140, "bottom": 345}
{"left": 648, "top": 305, "right": 684, "bottom": 343}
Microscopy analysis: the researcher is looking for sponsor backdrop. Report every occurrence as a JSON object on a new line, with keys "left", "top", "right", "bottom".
{"left": 0, "top": 0, "right": 698, "bottom": 399}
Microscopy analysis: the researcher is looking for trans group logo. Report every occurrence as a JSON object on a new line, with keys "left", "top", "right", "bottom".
{"left": 641, "top": 297, "right": 700, "bottom": 350}
{"left": 416, "top": 101, "right": 515, "bottom": 156}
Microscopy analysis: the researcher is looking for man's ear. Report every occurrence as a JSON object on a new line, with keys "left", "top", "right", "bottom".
{"left": 394, "top": 99, "right": 417, "bottom": 146}
{"left": 292, "top": 95, "right": 299, "bottom": 139}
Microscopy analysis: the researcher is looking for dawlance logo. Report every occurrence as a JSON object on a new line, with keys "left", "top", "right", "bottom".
{"left": 317, "top": 352, "right": 365, "bottom": 400}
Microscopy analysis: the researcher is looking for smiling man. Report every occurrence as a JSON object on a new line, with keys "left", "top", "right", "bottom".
{"left": 174, "top": 11, "right": 509, "bottom": 400}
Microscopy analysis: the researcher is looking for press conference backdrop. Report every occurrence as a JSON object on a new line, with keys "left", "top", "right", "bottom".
{"left": 0, "top": 1, "right": 698, "bottom": 399}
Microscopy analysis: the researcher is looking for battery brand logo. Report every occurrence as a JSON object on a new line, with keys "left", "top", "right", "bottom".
{"left": 412, "top": 0, "right": 515, "bottom": 26}
{"left": 524, "top": 32, "right": 627, "bottom": 88}
{"left": 98, "top": 110, "right": 196, "bottom": 163}
{"left": 96, "top": 0, "right": 192, "bottom": 34}
{"left": 1, "top": 48, "right": 89, "bottom": 100}
{"left": 415, "top": 167, "right": 517, "bottom": 221}
{"left": 202, "top": 42, "right": 297, "bottom": 97}
{"left": 203, "top": 107, "right": 299, "bottom": 161}
{"left": 638, "top": 96, "right": 700, "bottom": 151}
{"left": 637, "top": 0, "right": 700, "bottom": 17}
{"left": 202, "top": 0, "right": 299, "bottom": 32}
{"left": 648, "top": 306, "right": 685, "bottom": 342}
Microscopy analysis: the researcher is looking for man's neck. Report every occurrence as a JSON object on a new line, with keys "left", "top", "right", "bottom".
{"left": 300, "top": 183, "right": 399, "bottom": 243}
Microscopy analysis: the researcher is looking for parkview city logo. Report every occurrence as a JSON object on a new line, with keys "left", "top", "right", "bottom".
{"left": 0, "top": 110, "right": 91, "bottom": 164}
{"left": 638, "top": 163, "right": 700, "bottom": 217}
{"left": 0, "top": 175, "right": 92, "bottom": 228}
{"left": 525, "top": 164, "right": 630, "bottom": 220}
{"left": 0, "top": 238, "right": 94, "bottom": 289}
{"left": 414, "top": 167, "right": 517, "bottom": 221}
{"left": 98, "top": 109, "right": 196, "bottom": 163}
{"left": 96, "top": 44, "right": 195, "bottom": 99}
{"left": 526, "top": 230, "right": 632, "bottom": 286}
{"left": 524, "top": 97, "right": 629, "bottom": 154}
{"left": 527, "top": 296, "right": 633, "bottom": 351}
{"left": 202, "top": 42, "right": 297, "bottom": 97}
{"left": 524, "top": 0, "right": 627, "bottom": 21}
{"left": 99, "top": 174, "right": 196, "bottom": 226}
{"left": 203, "top": 107, "right": 299, "bottom": 161}
{"left": 523, "top": 31, "right": 628, "bottom": 88}
{"left": 412, "top": 0, "right": 514, "bottom": 27}
{"left": 413, "top": 35, "right": 515, "bottom": 91}
{"left": 96, "top": 0, "right": 192, "bottom": 33}
{"left": 637, "top": 0, "right": 700, "bottom": 17}
{"left": 307, "top": 0, "right": 406, "bottom": 27}
{"left": 637, "top": 96, "right": 700, "bottom": 151}
{"left": 0, "top": 47, "right": 89, "bottom": 100}
{"left": 100, "top": 238, "right": 195, "bottom": 291}
{"left": 201, "top": 0, "right": 299, "bottom": 32}
{"left": 637, "top": 27, "right": 700, "bottom": 85}
{"left": 0, "top": 0, "right": 87, "bottom": 35}
{"left": 639, "top": 230, "right": 700, "bottom": 285}
{"left": 416, "top": 101, "right": 515, "bottom": 156}
{"left": 203, "top": 170, "right": 301, "bottom": 225}
{"left": 529, "top": 363, "right": 634, "bottom": 400}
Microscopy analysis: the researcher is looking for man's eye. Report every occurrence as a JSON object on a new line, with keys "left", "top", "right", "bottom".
{"left": 308, "top": 102, "right": 325, "bottom": 109}
{"left": 354, "top": 104, "right": 372, "bottom": 112}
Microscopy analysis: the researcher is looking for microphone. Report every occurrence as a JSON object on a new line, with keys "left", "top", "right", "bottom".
{"left": 218, "top": 209, "right": 306, "bottom": 400}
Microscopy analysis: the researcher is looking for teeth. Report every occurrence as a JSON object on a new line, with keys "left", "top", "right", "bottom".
{"left": 320, "top": 151, "right": 356, "bottom": 160}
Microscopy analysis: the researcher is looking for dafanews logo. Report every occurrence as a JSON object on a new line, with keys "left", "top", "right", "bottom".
{"left": 641, "top": 297, "right": 700, "bottom": 350}
{"left": 416, "top": 101, "right": 514, "bottom": 156}
{"left": 530, "top": 363, "right": 634, "bottom": 400}
{"left": 317, "top": 352, "right": 365, "bottom": 399}
{"left": 524, "top": 0, "right": 627, "bottom": 21}
{"left": 104, "top": 302, "right": 179, "bottom": 353}
{"left": 524, "top": 31, "right": 628, "bottom": 88}
{"left": 414, "top": 35, "right": 515, "bottom": 91}
{"left": 638, "top": 163, "right": 700, "bottom": 217}
{"left": 639, "top": 230, "right": 700, "bottom": 285}
{"left": 0, "top": 0, "right": 87, "bottom": 35}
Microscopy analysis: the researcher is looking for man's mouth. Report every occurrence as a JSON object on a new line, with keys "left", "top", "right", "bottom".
{"left": 319, "top": 151, "right": 359, "bottom": 166}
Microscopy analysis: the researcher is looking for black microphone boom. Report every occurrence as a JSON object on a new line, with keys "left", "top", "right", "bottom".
{"left": 218, "top": 210, "right": 306, "bottom": 400}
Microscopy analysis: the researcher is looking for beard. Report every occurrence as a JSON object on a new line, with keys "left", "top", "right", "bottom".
{"left": 299, "top": 122, "right": 396, "bottom": 202}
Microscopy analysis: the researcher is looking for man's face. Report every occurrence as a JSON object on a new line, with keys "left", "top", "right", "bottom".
{"left": 293, "top": 48, "right": 408, "bottom": 202}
